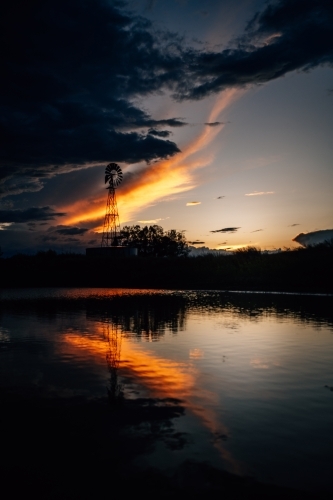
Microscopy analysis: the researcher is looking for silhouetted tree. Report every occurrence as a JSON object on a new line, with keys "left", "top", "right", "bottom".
{"left": 120, "top": 225, "right": 188, "bottom": 257}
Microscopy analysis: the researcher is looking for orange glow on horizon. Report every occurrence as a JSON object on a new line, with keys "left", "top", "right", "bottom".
{"left": 63, "top": 89, "right": 242, "bottom": 228}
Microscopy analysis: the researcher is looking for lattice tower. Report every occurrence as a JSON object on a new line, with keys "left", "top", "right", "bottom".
{"left": 101, "top": 163, "right": 123, "bottom": 247}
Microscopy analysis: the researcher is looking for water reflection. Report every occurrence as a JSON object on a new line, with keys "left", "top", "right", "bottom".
{"left": 64, "top": 315, "right": 239, "bottom": 473}
{"left": 1, "top": 289, "right": 333, "bottom": 494}
{"left": 104, "top": 321, "right": 123, "bottom": 404}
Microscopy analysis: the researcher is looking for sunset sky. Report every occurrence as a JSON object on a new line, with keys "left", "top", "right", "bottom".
{"left": 1, "top": 0, "right": 332, "bottom": 255}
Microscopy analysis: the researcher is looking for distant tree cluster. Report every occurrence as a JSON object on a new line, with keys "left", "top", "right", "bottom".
{"left": 120, "top": 225, "right": 188, "bottom": 257}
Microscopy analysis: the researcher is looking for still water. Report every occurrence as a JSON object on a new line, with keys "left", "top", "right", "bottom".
{"left": 0, "top": 288, "right": 332, "bottom": 493}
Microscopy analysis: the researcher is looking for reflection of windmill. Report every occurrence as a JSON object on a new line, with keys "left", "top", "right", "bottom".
{"left": 104, "top": 320, "right": 123, "bottom": 403}
{"left": 101, "top": 163, "right": 123, "bottom": 247}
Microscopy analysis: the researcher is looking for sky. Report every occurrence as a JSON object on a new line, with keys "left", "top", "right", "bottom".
{"left": 0, "top": 0, "right": 332, "bottom": 255}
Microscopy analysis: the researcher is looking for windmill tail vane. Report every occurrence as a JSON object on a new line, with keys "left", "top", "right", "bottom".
{"left": 101, "top": 163, "right": 123, "bottom": 247}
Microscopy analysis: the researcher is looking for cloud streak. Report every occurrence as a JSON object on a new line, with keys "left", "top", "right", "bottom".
{"left": 211, "top": 227, "right": 240, "bottom": 233}
{"left": 137, "top": 218, "right": 169, "bottom": 224}
{"left": 0, "top": 207, "right": 66, "bottom": 223}
{"left": 245, "top": 191, "right": 274, "bottom": 196}
{"left": 205, "top": 122, "right": 224, "bottom": 127}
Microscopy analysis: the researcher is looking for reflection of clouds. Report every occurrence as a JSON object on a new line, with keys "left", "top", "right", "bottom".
{"left": 63, "top": 328, "right": 241, "bottom": 474}
{"left": 250, "top": 359, "right": 269, "bottom": 369}
{"left": 189, "top": 348, "right": 204, "bottom": 359}
{"left": 250, "top": 358, "right": 281, "bottom": 369}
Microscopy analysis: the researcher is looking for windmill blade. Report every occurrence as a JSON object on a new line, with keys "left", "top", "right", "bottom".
{"left": 105, "top": 163, "right": 123, "bottom": 186}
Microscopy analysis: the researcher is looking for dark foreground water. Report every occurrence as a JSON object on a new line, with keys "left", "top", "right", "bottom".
{"left": 0, "top": 288, "right": 332, "bottom": 497}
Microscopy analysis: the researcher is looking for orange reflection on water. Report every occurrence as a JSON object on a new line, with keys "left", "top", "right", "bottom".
{"left": 63, "top": 326, "right": 241, "bottom": 473}
{"left": 63, "top": 331, "right": 195, "bottom": 398}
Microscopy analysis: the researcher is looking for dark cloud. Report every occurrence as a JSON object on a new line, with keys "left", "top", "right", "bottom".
{"left": 0, "top": 207, "right": 66, "bottom": 223}
{"left": 0, "top": 223, "right": 98, "bottom": 256}
{"left": 55, "top": 227, "right": 89, "bottom": 236}
{"left": 41, "top": 235, "right": 58, "bottom": 243}
{"left": 188, "top": 240, "right": 205, "bottom": 244}
{"left": 211, "top": 227, "right": 240, "bottom": 233}
{"left": 64, "top": 237, "right": 81, "bottom": 243}
{"left": 175, "top": 0, "right": 333, "bottom": 99}
{"left": 205, "top": 122, "right": 224, "bottom": 126}
{"left": 0, "top": 0, "right": 186, "bottom": 198}
{"left": 148, "top": 128, "right": 172, "bottom": 138}
{"left": 292, "top": 229, "right": 333, "bottom": 247}
{"left": 251, "top": 229, "right": 263, "bottom": 233}
{"left": 216, "top": 196, "right": 225, "bottom": 199}
{"left": 145, "top": 0, "right": 157, "bottom": 11}
{"left": 1, "top": 0, "right": 332, "bottom": 200}
{"left": 288, "top": 223, "right": 300, "bottom": 227}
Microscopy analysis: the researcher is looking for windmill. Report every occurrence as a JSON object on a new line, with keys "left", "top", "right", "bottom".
{"left": 101, "top": 163, "right": 123, "bottom": 247}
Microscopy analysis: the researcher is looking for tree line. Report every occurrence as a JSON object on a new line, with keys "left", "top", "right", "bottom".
{"left": 119, "top": 225, "right": 188, "bottom": 257}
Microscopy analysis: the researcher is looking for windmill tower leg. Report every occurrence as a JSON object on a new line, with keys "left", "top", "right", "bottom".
{"left": 101, "top": 187, "right": 121, "bottom": 247}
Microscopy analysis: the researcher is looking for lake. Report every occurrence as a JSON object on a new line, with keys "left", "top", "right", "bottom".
{"left": 0, "top": 288, "right": 332, "bottom": 496}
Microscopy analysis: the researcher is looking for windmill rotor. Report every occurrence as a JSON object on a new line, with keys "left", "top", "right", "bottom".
{"left": 105, "top": 163, "right": 123, "bottom": 187}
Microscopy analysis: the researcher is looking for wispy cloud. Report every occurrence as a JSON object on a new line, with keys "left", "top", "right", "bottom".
{"left": 138, "top": 219, "right": 160, "bottom": 224}
{"left": 216, "top": 196, "right": 225, "bottom": 199}
{"left": 186, "top": 201, "right": 201, "bottom": 206}
{"left": 211, "top": 227, "right": 240, "bottom": 233}
{"left": 205, "top": 122, "right": 224, "bottom": 127}
{"left": 245, "top": 191, "right": 274, "bottom": 196}
{"left": 251, "top": 229, "right": 263, "bottom": 233}
{"left": 189, "top": 240, "right": 205, "bottom": 244}
{"left": 288, "top": 223, "right": 300, "bottom": 227}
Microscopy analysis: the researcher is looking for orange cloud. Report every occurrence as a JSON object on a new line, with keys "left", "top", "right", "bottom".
{"left": 63, "top": 88, "right": 242, "bottom": 229}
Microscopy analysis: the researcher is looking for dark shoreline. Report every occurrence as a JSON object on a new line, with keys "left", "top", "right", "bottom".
{"left": 1, "top": 245, "right": 333, "bottom": 293}
{"left": 0, "top": 389, "right": 330, "bottom": 500}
